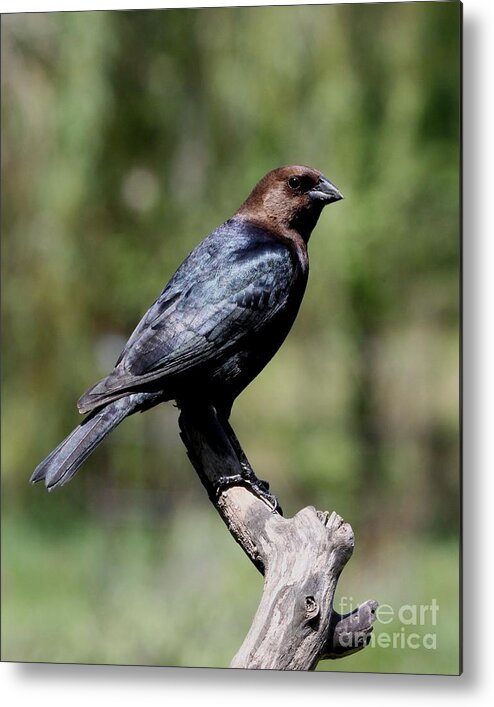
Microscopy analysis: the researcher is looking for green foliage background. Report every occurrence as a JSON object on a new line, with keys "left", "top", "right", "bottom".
{"left": 1, "top": 2, "right": 460, "bottom": 673}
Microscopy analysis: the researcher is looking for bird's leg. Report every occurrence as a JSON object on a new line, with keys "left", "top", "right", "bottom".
{"left": 216, "top": 416, "right": 283, "bottom": 515}
{"left": 220, "top": 419, "right": 255, "bottom": 477}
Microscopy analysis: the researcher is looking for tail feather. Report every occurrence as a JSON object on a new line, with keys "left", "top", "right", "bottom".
{"left": 31, "top": 396, "right": 137, "bottom": 490}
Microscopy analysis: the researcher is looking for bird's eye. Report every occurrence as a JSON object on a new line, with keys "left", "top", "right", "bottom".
{"left": 288, "top": 176, "right": 301, "bottom": 190}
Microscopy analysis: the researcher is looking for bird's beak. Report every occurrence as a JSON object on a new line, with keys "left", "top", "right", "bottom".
{"left": 308, "top": 176, "right": 344, "bottom": 204}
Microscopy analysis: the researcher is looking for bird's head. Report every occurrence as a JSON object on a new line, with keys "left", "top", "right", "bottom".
{"left": 237, "top": 165, "right": 343, "bottom": 243}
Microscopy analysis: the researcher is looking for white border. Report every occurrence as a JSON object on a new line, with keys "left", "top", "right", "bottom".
{"left": 0, "top": 0, "right": 451, "bottom": 12}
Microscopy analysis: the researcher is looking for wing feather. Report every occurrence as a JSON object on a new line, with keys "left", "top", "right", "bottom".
{"left": 78, "top": 221, "right": 298, "bottom": 412}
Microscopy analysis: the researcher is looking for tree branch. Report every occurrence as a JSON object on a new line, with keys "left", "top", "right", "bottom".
{"left": 179, "top": 404, "right": 377, "bottom": 670}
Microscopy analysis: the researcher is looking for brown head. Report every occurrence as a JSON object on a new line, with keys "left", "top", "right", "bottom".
{"left": 236, "top": 165, "right": 343, "bottom": 243}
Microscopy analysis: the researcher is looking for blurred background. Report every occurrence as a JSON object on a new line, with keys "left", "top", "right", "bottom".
{"left": 1, "top": 3, "right": 460, "bottom": 674}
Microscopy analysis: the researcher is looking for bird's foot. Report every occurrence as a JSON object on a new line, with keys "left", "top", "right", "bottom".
{"left": 238, "top": 461, "right": 271, "bottom": 491}
{"left": 214, "top": 472, "right": 282, "bottom": 515}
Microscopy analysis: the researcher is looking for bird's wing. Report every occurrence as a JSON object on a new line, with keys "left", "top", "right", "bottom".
{"left": 78, "top": 225, "right": 297, "bottom": 411}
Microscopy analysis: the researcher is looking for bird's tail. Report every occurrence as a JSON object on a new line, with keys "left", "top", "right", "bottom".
{"left": 30, "top": 395, "right": 139, "bottom": 491}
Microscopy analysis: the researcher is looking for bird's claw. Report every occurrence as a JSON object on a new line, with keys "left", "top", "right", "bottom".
{"left": 214, "top": 473, "right": 282, "bottom": 515}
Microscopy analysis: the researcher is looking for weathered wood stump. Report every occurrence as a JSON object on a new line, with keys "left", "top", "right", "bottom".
{"left": 179, "top": 405, "right": 377, "bottom": 670}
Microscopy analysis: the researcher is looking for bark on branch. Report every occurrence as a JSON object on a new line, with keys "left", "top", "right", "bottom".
{"left": 179, "top": 405, "right": 377, "bottom": 670}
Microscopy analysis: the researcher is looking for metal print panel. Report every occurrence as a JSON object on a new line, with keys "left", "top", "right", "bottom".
{"left": 1, "top": 1, "right": 461, "bottom": 674}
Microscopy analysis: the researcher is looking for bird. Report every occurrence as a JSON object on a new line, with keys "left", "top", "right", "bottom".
{"left": 31, "top": 165, "right": 343, "bottom": 494}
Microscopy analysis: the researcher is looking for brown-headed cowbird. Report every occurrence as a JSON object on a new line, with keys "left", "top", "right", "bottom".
{"left": 32, "top": 165, "right": 343, "bottom": 491}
